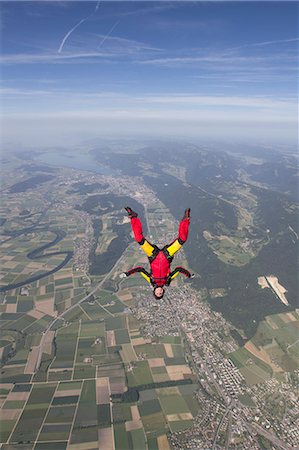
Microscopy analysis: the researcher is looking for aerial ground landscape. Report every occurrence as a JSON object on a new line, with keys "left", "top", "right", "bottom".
{"left": 0, "top": 140, "right": 298, "bottom": 449}
{"left": 1, "top": 1, "right": 298, "bottom": 449}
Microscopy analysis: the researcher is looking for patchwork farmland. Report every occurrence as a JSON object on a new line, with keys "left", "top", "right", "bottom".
{"left": 0, "top": 180, "right": 199, "bottom": 449}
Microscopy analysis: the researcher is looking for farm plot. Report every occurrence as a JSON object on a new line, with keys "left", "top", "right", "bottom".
{"left": 228, "top": 311, "right": 299, "bottom": 384}
{"left": 50, "top": 322, "right": 79, "bottom": 372}
{"left": 8, "top": 383, "right": 57, "bottom": 443}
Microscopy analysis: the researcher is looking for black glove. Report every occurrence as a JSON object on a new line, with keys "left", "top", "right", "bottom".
{"left": 125, "top": 207, "right": 138, "bottom": 218}
{"left": 183, "top": 208, "right": 191, "bottom": 219}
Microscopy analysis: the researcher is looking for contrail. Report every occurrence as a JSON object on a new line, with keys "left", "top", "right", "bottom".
{"left": 58, "top": 1, "right": 101, "bottom": 54}
{"left": 97, "top": 21, "right": 120, "bottom": 50}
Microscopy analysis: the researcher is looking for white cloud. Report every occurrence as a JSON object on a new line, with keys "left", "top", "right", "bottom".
{"left": 2, "top": 86, "right": 296, "bottom": 115}
{"left": 0, "top": 51, "right": 114, "bottom": 65}
{"left": 227, "top": 37, "right": 299, "bottom": 52}
{"left": 134, "top": 94, "right": 297, "bottom": 110}
{"left": 0, "top": 33, "right": 161, "bottom": 65}
{"left": 138, "top": 53, "right": 296, "bottom": 67}
{"left": 0, "top": 87, "right": 52, "bottom": 96}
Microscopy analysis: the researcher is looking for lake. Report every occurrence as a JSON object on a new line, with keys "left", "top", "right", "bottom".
{"left": 34, "top": 149, "right": 115, "bottom": 175}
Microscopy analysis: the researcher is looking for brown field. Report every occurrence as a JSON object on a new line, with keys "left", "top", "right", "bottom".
{"left": 27, "top": 262, "right": 45, "bottom": 269}
{"left": 54, "top": 389, "right": 81, "bottom": 397}
{"left": 157, "top": 434, "right": 171, "bottom": 450}
{"left": 6, "top": 391, "right": 30, "bottom": 401}
{"left": 131, "top": 405, "right": 141, "bottom": 421}
{"left": 68, "top": 442, "right": 98, "bottom": 450}
{"left": 157, "top": 387, "right": 179, "bottom": 396}
{"left": 96, "top": 377, "right": 110, "bottom": 404}
{"left": 6, "top": 304, "right": 17, "bottom": 313}
{"left": 148, "top": 358, "right": 165, "bottom": 368}
{"left": 36, "top": 298, "right": 56, "bottom": 316}
{"left": 39, "top": 285, "right": 46, "bottom": 295}
{"left": 27, "top": 309, "right": 45, "bottom": 320}
{"left": 54, "top": 271, "right": 71, "bottom": 280}
{"left": 125, "top": 420, "right": 142, "bottom": 431}
{"left": 1, "top": 255, "right": 14, "bottom": 261}
{"left": 44, "top": 331, "right": 55, "bottom": 354}
{"left": 0, "top": 383, "right": 13, "bottom": 390}
{"left": 281, "top": 312, "right": 297, "bottom": 323}
{"left": 152, "top": 374, "right": 170, "bottom": 383}
{"left": 0, "top": 409, "right": 22, "bottom": 421}
{"left": 164, "top": 344, "right": 174, "bottom": 358}
{"left": 166, "top": 365, "right": 192, "bottom": 381}
{"left": 2, "top": 261, "right": 19, "bottom": 269}
{"left": 117, "top": 291, "right": 133, "bottom": 302}
{"left": 245, "top": 342, "right": 282, "bottom": 372}
{"left": 106, "top": 331, "right": 116, "bottom": 347}
{"left": 131, "top": 337, "right": 151, "bottom": 345}
{"left": 167, "top": 413, "right": 193, "bottom": 421}
{"left": 98, "top": 427, "right": 114, "bottom": 450}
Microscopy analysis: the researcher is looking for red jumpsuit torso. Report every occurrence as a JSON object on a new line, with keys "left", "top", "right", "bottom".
{"left": 150, "top": 251, "right": 171, "bottom": 286}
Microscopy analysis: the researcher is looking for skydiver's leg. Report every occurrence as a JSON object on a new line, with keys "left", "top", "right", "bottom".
{"left": 125, "top": 207, "right": 155, "bottom": 257}
{"left": 130, "top": 217, "right": 155, "bottom": 256}
{"left": 166, "top": 209, "right": 190, "bottom": 257}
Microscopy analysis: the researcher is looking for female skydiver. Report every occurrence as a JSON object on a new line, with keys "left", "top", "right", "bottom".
{"left": 121, "top": 207, "right": 193, "bottom": 299}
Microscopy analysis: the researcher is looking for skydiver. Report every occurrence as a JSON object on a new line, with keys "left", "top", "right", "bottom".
{"left": 121, "top": 207, "right": 193, "bottom": 299}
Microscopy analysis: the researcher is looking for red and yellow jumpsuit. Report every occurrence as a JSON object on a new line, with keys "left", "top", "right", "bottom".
{"left": 125, "top": 212, "right": 191, "bottom": 288}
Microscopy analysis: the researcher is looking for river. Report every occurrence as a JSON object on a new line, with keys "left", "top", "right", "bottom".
{"left": 0, "top": 212, "right": 73, "bottom": 293}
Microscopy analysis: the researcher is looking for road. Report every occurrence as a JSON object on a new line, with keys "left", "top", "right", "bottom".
{"left": 212, "top": 403, "right": 233, "bottom": 449}
{"left": 34, "top": 253, "right": 125, "bottom": 372}
{"left": 244, "top": 422, "right": 293, "bottom": 450}
{"left": 225, "top": 411, "right": 232, "bottom": 450}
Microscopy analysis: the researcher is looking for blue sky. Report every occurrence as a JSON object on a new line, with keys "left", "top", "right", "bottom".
{"left": 1, "top": 1, "right": 298, "bottom": 148}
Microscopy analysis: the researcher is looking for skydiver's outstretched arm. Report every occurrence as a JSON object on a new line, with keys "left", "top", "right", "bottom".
{"left": 166, "top": 208, "right": 191, "bottom": 257}
{"left": 125, "top": 207, "right": 155, "bottom": 257}
{"left": 167, "top": 266, "right": 193, "bottom": 285}
{"left": 124, "top": 266, "right": 151, "bottom": 283}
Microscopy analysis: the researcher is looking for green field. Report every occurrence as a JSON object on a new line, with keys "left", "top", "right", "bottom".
{"left": 127, "top": 361, "right": 154, "bottom": 387}
{"left": 228, "top": 311, "right": 299, "bottom": 385}
{"left": 51, "top": 322, "right": 79, "bottom": 369}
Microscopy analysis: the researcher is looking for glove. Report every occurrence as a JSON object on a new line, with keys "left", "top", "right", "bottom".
{"left": 119, "top": 272, "right": 127, "bottom": 278}
{"left": 125, "top": 207, "right": 138, "bottom": 218}
{"left": 183, "top": 208, "right": 191, "bottom": 219}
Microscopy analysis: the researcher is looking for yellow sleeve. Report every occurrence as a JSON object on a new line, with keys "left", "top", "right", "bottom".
{"left": 166, "top": 239, "right": 182, "bottom": 257}
{"left": 170, "top": 270, "right": 180, "bottom": 280}
{"left": 140, "top": 271, "right": 151, "bottom": 283}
